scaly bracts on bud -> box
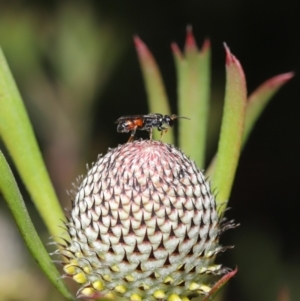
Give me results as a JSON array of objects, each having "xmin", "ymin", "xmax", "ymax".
[{"xmin": 59, "ymin": 140, "xmax": 235, "ymax": 301}]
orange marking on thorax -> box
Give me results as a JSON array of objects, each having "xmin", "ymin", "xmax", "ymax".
[{"xmin": 133, "ymin": 119, "xmax": 144, "ymax": 127}]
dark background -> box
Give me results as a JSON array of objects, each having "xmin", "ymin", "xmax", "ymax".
[{"xmin": 0, "ymin": 1, "xmax": 299, "ymax": 301}]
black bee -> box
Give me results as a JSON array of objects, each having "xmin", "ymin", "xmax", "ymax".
[{"xmin": 115, "ymin": 113, "xmax": 189, "ymax": 142}]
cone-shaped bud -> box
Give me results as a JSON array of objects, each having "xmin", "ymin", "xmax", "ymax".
[{"xmin": 59, "ymin": 140, "xmax": 234, "ymax": 300}]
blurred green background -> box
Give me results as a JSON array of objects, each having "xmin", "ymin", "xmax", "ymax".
[{"xmin": 0, "ymin": 1, "xmax": 299, "ymax": 301}]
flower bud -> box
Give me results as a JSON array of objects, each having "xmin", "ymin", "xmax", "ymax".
[{"xmin": 59, "ymin": 140, "xmax": 234, "ymax": 300}]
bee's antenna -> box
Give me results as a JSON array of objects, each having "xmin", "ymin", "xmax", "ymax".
[{"xmin": 170, "ymin": 114, "xmax": 190, "ymax": 120}]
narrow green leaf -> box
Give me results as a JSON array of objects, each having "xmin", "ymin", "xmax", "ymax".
[
  {"xmin": 134, "ymin": 36, "xmax": 173, "ymax": 143},
  {"xmin": 0, "ymin": 151, "xmax": 74, "ymax": 301},
  {"xmin": 0, "ymin": 48, "xmax": 65, "ymax": 239},
  {"xmin": 243, "ymin": 72, "xmax": 294, "ymax": 143},
  {"xmin": 206, "ymin": 72, "xmax": 294, "ymax": 178},
  {"xmin": 174, "ymin": 26, "xmax": 211, "ymax": 168},
  {"xmin": 211, "ymin": 44, "xmax": 247, "ymax": 209}
]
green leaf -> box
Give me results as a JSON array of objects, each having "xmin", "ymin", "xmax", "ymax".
[
  {"xmin": 0, "ymin": 151, "xmax": 74, "ymax": 301},
  {"xmin": 173, "ymin": 26, "xmax": 211, "ymax": 168},
  {"xmin": 134, "ymin": 36, "xmax": 173, "ymax": 143},
  {"xmin": 243, "ymin": 72, "xmax": 294, "ymax": 144},
  {"xmin": 0, "ymin": 47, "xmax": 65, "ymax": 239},
  {"xmin": 206, "ymin": 72, "xmax": 294, "ymax": 181},
  {"xmin": 210, "ymin": 44, "xmax": 247, "ymax": 209}
]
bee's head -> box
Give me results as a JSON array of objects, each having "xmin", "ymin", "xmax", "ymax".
[
  {"xmin": 163, "ymin": 114, "xmax": 190, "ymax": 127},
  {"xmin": 163, "ymin": 115, "xmax": 175, "ymax": 127}
]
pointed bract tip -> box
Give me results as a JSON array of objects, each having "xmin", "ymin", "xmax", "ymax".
[
  {"xmin": 266, "ymin": 72, "xmax": 295, "ymax": 88},
  {"xmin": 133, "ymin": 35, "xmax": 153, "ymax": 59},
  {"xmin": 133, "ymin": 35, "xmax": 145, "ymax": 48},
  {"xmin": 185, "ymin": 25, "xmax": 197, "ymax": 49},
  {"xmin": 202, "ymin": 267, "xmax": 238, "ymax": 301},
  {"xmin": 201, "ymin": 38, "xmax": 211, "ymax": 52},
  {"xmin": 224, "ymin": 43, "xmax": 243, "ymax": 70},
  {"xmin": 224, "ymin": 42, "xmax": 233, "ymax": 64},
  {"xmin": 186, "ymin": 24, "xmax": 193, "ymax": 34},
  {"xmin": 171, "ymin": 42, "xmax": 183, "ymax": 59}
]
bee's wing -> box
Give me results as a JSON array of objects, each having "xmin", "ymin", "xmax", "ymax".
[
  {"xmin": 115, "ymin": 116, "xmax": 126, "ymax": 124},
  {"xmin": 144, "ymin": 113, "xmax": 161, "ymax": 119},
  {"xmin": 115, "ymin": 115, "xmax": 145, "ymax": 124}
]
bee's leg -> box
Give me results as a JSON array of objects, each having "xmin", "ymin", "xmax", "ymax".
[
  {"xmin": 149, "ymin": 128, "xmax": 153, "ymax": 141},
  {"xmin": 128, "ymin": 127, "xmax": 137, "ymax": 142},
  {"xmin": 159, "ymin": 127, "xmax": 167, "ymax": 140}
]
